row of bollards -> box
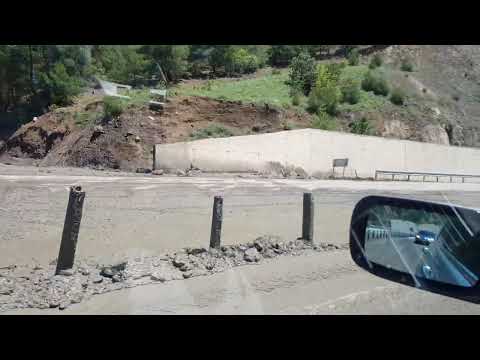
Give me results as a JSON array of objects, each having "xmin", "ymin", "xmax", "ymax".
[
  {"xmin": 366, "ymin": 228, "xmax": 389, "ymax": 240},
  {"xmin": 55, "ymin": 186, "xmax": 316, "ymax": 274}
]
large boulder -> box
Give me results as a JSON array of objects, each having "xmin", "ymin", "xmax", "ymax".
[{"xmin": 244, "ymin": 248, "xmax": 261, "ymax": 262}]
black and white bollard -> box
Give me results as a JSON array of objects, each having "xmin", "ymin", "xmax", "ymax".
[
  {"xmin": 55, "ymin": 186, "xmax": 85, "ymax": 275},
  {"xmin": 209, "ymin": 196, "xmax": 223, "ymax": 250}
]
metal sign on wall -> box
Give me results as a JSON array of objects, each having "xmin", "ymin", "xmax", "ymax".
[{"xmin": 333, "ymin": 158, "xmax": 349, "ymax": 168}]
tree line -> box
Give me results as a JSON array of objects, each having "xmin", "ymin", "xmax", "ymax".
[{"xmin": 0, "ymin": 45, "xmax": 357, "ymax": 128}]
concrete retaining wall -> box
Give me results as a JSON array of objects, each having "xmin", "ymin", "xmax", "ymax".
[{"xmin": 154, "ymin": 129, "xmax": 480, "ymax": 178}]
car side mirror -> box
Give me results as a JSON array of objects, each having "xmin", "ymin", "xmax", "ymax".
[{"xmin": 349, "ymin": 195, "xmax": 480, "ymax": 303}]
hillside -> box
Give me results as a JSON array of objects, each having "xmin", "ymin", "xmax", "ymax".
[
  {"xmin": 173, "ymin": 45, "xmax": 480, "ymax": 147},
  {"xmin": 0, "ymin": 94, "xmax": 312, "ymax": 171},
  {"xmin": 381, "ymin": 45, "xmax": 480, "ymax": 146},
  {"xmin": 2, "ymin": 45, "xmax": 480, "ymax": 172}
]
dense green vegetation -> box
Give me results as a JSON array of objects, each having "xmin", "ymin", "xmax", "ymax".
[
  {"xmin": 175, "ymin": 51, "xmax": 409, "ymax": 136},
  {"xmin": 0, "ymin": 45, "xmax": 353, "ymax": 117},
  {"xmin": 347, "ymin": 48, "xmax": 360, "ymax": 66},
  {"xmin": 286, "ymin": 52, "xmax": 317, "ymax": 96},
  {"xmin": 361, "ymin": 70, "xmax": 390, "ymax": 96},
  {"xmin": 1, "ymin": 45, "xmax": 413, "ymax": 138},
  {"xmin": 369, "ymin": 54, "xmax": 383, "ymax": 69}
]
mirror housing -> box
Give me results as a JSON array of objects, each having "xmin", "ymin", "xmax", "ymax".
[{"xmin": 349, "ymin": 195, "xmax": 480, "ymax": 303}]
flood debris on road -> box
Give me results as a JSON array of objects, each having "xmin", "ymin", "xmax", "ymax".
[{"xmin": 0, "ymin": 235, "xmax": 348, "ymax": 313}]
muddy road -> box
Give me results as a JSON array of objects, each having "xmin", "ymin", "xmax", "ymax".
[
  {"xmin": 2, "ymin": 164, "xmax": 480, "ymax": 314},
  {"xmin": 7, "ymin": 249, "xmax": 480, "ymax": 315},
  {"xmin": 1, "ymin": 164, "xmax": 480, "ymax": 268}
]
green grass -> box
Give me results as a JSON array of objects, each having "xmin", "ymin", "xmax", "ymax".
[
  {"xmin": 174, "ymin": 70, "xmax": 294, "ymax": 108},
  {"xmin": 340, "ymin": 65, "xmax": 370, "ymax": 84},
  {"xmin": 72, "ymin": 90, "xmax": 153, "ymax": 127},
  {"xmin": 123, "ymin": 89, "xmax": 152, "ymax": 107},
  {"xmin": 73, "ymin": 111, "xmax": 103, "ymax": 128},
  {"xmin": 172, "ymin": 63, "xmax": 418, "ymax": 131}
]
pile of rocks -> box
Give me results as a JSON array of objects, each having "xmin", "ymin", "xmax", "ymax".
[
  {"xmin": 262, "ymin": 162, "xmax": 311, "ymax": 179},
  {"xmin": 0, "ymin": 236, "xmax": 347, "ymax": 312},
  {"xmin": 151, "ymin": 168, "xmax": 202, "ymax": 177}
]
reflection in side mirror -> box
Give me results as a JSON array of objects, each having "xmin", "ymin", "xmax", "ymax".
[
  {"xmin": 414, "ymin": 230, "xmax": 436, "ymax": 246},
  {"xmin": 349, "ymin": 196, "xmax": 480, "ymax": 302}
]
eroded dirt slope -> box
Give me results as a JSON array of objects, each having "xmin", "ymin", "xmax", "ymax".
[{"xmin": 1, "ymin": 95, "xmax": 313, "ymax": 171}]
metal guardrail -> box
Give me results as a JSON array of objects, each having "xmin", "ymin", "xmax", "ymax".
[
  {"xmin": 375, "ymin": 170, "xmax": 480, "ymax": 183},
  {"xmin": 366, "ymin": 226, "xmax": 389, "ymax": 240}
]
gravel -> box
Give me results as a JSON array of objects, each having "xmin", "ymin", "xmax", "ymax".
[
  {"xmin": 58, "ymin": 269, "xmax": 75, "ymax": 277},
  {"xmin": 0, "ymin": 236, "xmax": 348, "ymax": 313},
  {"xmin": 244, "ymin": 248, "xmax": 261, "ymax": 262}
]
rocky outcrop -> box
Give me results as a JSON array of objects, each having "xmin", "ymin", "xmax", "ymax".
[
  {"xmin": 380, "ymin": 119, "xmax": 411, "ymax": 139},
  {"xmin": 420, "ymin": 124, "xmax": 450, "ymax": 145}
]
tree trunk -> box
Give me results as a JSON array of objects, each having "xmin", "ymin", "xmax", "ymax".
[{"xmin": 28, "ymin": 45, "xmax": 35, "ymax": 94}]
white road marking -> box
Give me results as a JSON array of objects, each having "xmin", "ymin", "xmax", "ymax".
[
  {"xmin": 305, "ymin": 285, "xmax": 397, "ymax": 313},
  {"xmin": 1, "ymin": 174, "xmax": 480, "ymax": 192}
]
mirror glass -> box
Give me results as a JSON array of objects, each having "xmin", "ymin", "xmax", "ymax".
[{"xmin": 364, "ymin": 202, "xmax": 480, "ymax": 288}]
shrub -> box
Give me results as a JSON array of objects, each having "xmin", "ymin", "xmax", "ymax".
[
  {"xmin": 306, "ymin": 91, "xmax": 322, "ymax": 114},
  {"xmin": 286, "ymin": 52, "xmax": 317, "ymax": 96},
  {"xmin": 103, "ymin": 96, "xmax": 127, "ymax": 118},
  {"xmin": 229, "ymin": 48, "xmax": 259, "ymax": 74},
  {"xmin": 390, "ymin": 88, "xmax": 406, "ymax": 105},
  {"xmin": 40, "ymin": 63, "xmax": 83, "ymax": 106},
  {"xmin": 139, "ymin": 45, "xmax": 190, "ymax": 82},
  {"xmin": 93, "ymin": 45, "xmax": 150, "ymax": 85},
  {"xmin": 361, "ymin": 71, "xmax": 376, "ymax": 92},
  {"xmin": 369, "ymin": 54, "xmax": 383, "ymax": 69},
  {"xmin": 347, "ymin": 48, "xmax": 360, "ymax": 66},
  {"xmin": 307, "ymin": 85, "xmax": 341, "ymax": 115},
  {"xmin": 306, "ymin": 63, "xmax": 343, "ymax": 115},
  {"xmin": 207, "ymin": 46, "xmax": 259, "ymax": 76},
  {"xmin": 326, "ymin": 61, "xmax": 347, "ymax": 82},
  {"xmin": 400, "ymin": 59, "xmax": 414, "ymax": 72},
  {"xmin": 311, "ymin": 111, "xmax": 337, "ymax": 130},
  {"xmin": 291, "ymin": 91, "xmax": 302, "ymax": 106},
  {"xmin": 349, "ymin": 117, "xmax": 373, "ymax": 135},
  {"xmin": 190, "ymin": 124, "xmax": 234, "ymax": 140},
  {"xmin": 361, "ymin": 71, "xmax": 389, "ymax": 96},
  {"xmin": 341, "ymin": 81, "xmax": 360, "ymax": 105},
  {"xmin": 267, "ymin": 45, "xmax": 307, "ymax": 67}
]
